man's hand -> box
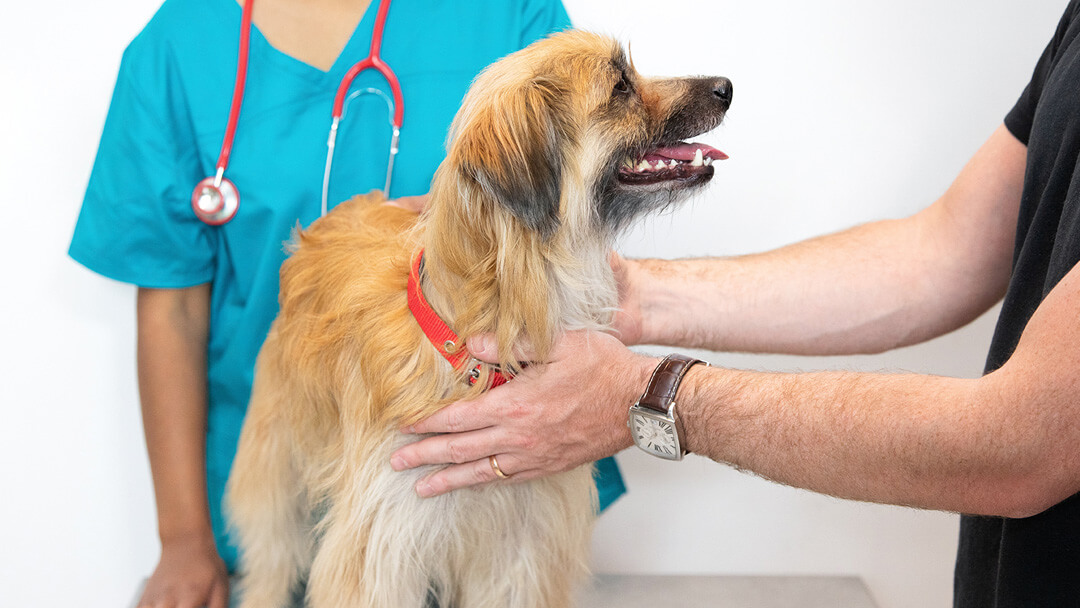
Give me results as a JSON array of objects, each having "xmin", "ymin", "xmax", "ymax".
[
  {"xmin": 609, "ymin": 252, "xmax": 645, "ymax": 346},
  {"xmin": 135, "ymin": 534, "xmax": 229, "ymax": 608},
  {"xmin": 389, "ymin": 330, "xmax": 656, "ymax": 497}
]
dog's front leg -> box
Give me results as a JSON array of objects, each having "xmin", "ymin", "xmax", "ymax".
[
  {"xmin": 305, "ymin": 436, "xmax": 448, "ymax": 608},
  {"xmin": 228, "ymin": 341, "xmax": 315, "ymax": 608}
]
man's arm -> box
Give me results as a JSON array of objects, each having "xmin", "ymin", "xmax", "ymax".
[
  {"xmin": 617, "ymin": 124, "xmax": 1025, "ymax": 354},
  {"xmin": 397, "ymin": 255, "xmax": 1080, "ymax": 516},
  {"xmin": 390, "ymin": 125, "xmax": 1050, "ymax": 509},
  {"xmin": 135, "ymin": 285, "xmax": 228, "ymax": 608},
  {"xmin": 677, "ymin": 252, "xmax": 1080, "ymax": 517}
]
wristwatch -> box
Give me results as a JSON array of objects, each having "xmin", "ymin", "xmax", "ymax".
[{"xmin": 628, "ymin": 354, "xmax": 708, "ymax": 461}]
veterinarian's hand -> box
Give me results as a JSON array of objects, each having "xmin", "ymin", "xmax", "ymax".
[
  {"xmin": 390, "ymin": 330, "xmax": 657, "ymax": 496},
  {"xmin": 136, "ymin": 534, "xmax": 229, "ymax": 608},
  {"xmin": 382, "ymin": 194, "xmax": 429, "ymax": 214}
]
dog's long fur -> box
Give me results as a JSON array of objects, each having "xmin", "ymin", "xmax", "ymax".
[{"xmin": 227, "ymin": 31, "xmax": 730, "ymax": 607}]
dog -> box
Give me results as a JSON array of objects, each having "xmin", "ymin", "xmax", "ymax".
[{"xmin": 226, "ymin": 30, "xmax": 731, "ymax": 608}]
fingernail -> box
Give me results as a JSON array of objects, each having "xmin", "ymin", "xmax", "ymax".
[
  {"xmin": 390, "ymin": 455, "xmax": 407, "ymax": 471},
  {"xmin": 467, "ymin": 334, "xmax": 493, "ymax": 357},
  {"xmin": 400, "ymin": 425, "xmax": 415, "ymax": 434},
  {"xmin": 416, "ymin": 480, "xmax": 435, "ymax": 498}
]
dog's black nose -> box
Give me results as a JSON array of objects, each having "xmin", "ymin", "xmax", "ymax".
[{"xmin": 713, "ymin": 78, "xmax": 733, "ymax": 105}]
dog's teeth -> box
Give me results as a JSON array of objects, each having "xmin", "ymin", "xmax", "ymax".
[
  {"xmin": 622, "ymin": 158, "xmax": 634, "ymax": 169},
  {"xmin": 691, "ymin": 149, "xmax": 704, "ymax": 167},
  {"xmin": 636, "ymin": 160, "xmax": 651, "ymax": 171},
  {"xmin": 668, "ymin": 159, "xmax": 678, "ymax": 168},
  {"xmin": 654, "ymin": 160, "xmax": 667, "ymax": 170},
  {"xmin": 703, "ymin": 157, "xmax": 713, "ymax": 167}
]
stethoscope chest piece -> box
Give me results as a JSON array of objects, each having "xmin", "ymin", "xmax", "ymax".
[{"xmin": 192, "ymin": 176, "xmax": 240, "ymax": 225}]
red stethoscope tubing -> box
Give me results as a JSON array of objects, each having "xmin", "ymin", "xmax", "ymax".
[
  {"xmin": 215, "ymin": 0, "xmax": 254, "ymax": 176},
  {"xmin": 193, "ymin": 0, "xmax": 401, "ymax": 225},
  {"xmin": 332, "ymin": 0, "xmax": 403, "ymax": 127},
  {"xmin": 189, "ymin": 0, "xmax": 255, "ymax": 225}
]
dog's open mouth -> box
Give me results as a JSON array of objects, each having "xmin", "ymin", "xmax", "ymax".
[{"xmin": 617, "ymin": 142, "xmax": 728, "ymax": 186}]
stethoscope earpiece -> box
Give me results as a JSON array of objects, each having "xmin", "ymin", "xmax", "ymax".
[{"xmin": 192, "ymin": 176, "xmax": 240, "ymax": 225}]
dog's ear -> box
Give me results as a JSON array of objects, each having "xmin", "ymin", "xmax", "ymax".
[{"xmin": 452, "ymin": 77, "xmax": 571, "ymax": 238}]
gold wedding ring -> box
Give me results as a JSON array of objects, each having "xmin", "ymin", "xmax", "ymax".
[{"xmin": 489, "ymin": 455, "xmax": 511, "ymax": 479}]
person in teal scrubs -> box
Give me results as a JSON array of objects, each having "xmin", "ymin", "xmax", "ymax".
[{"xmin": 70, "ymin": 0, "xmax": 624, "ymax": 605}]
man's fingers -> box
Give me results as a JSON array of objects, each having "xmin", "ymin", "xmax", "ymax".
[
  {"xmin": 466, "ymin": 333, "xmax": 544, "ymax": 364},
  {"xmin": 465, "ymin": 334, "xmax": 499, "ymax": 363},
  {"xmin": 391, "ymin": 428, "xmax": 500, "ymax": 471},
  {"xmin": 414, "ymin": 460, "xmax": 498, "ymax": 497},
  {"xmin": 467, "ymin": 330, "xmax": 599, "ymax": 366},
  {"xmin": 414, "ymin": 455, "xmax": 538, "ymax": 497},
  {"xmin": 402, "ymin": 395, "xmax": 493, "ymax": 435}
]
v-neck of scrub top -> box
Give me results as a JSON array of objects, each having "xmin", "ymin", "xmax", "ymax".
[{"xmin": 223, "ymin": 0, "xmax": 380, "ymax": 85}]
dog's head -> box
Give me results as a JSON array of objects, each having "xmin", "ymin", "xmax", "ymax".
[
  {"xmin": 442, "ymin": 30, "xmax": 731, "ymax": 239},
  {"xmin": 422, "ymin": 31, "xmax": 730, "ymax": 375}
]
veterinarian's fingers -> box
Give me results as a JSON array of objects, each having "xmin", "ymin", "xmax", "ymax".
[
  {"xmin": 208, "ymin": 578, "xmax": 229, "ymax": 608},
  {"xmin": 382, "ymin": 194, "xmax": 429, "ymax": 213}
]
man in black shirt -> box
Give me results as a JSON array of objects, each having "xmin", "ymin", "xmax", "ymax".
[{"xmin": 391, "ymin": 2, "xmax": 1080, "ymax": 605}]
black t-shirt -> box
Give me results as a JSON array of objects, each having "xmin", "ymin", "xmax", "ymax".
[{"xmin": 955, "ymin": 1, "xmax": 1080, "ymax": 605}]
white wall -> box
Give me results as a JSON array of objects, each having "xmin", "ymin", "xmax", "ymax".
[{"xmin": 0, "ymin": 1, "xmax": 1066, "ymax": 607}]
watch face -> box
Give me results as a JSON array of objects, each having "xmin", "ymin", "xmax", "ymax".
[{"xmin": 630, "ymin": 411, "xmax": 681, "ymax": 460}]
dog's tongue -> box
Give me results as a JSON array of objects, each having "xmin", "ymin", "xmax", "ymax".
[{"xmin": 647, "ymin": 143, "xmax": 728, "ymax": 162}]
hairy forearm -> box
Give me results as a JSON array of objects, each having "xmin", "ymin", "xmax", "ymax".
[
  {"xmin": 636, "ymin": 212, "xmax": 1080, "ymax": 519},
  {"xmin": 136, "ymin": 285, "xmax": 213, "ymax": 541},
  {"xmin": 632, "ymin": 216, "xmax": 999, "ymax": 355},
  {"xmin": 676, "ymin": 345, "xmax": 1078, "ymax": 518},
  {"xmin": 681, "ymin": 366, "xmax": 981, "ymax": 511},
  {"xmin": 630, "ymin": 220, "xmax": 934, "ymax": 354},
  {"xmin": 627, "ymin": 125, "xmax": 1024, "ymax": 355}
]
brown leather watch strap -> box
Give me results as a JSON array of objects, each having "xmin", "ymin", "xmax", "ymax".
[{"xmin": 637, "ymin": 353, "xmax": 706, "ymax": 415}]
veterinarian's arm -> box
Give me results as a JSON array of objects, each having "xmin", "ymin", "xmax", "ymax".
[
  {"xmin": 135, "ymin": 285, "xmax": 228, "ymax": 608},
  {"xmin": 615, "ymin": 124, "xmax": 1025, "ymax": 354}
]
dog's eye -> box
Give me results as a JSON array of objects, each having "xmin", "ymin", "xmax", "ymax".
[{"xmin": 613, "ymin": 72, "xmax": 632, "ymax": 97}]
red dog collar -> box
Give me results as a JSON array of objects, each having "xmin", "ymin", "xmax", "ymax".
[{"xmin": 407, "ymin": 250, "xmax": 508, "ymax": 388}]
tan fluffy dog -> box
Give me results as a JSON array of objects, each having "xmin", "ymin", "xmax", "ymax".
[{"xmin": 226, "ymin": 30, "xmax": 731, "ymax": 608}]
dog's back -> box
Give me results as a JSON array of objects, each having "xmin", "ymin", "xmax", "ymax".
[{"xmin": 228, "ymin": 193, "xmax": 595, "ymax": 608}]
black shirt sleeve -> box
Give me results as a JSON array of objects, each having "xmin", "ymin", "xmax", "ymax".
[{"xmin": 1005, "ymin": 1, "xmax": 1080, "ymax": 144}]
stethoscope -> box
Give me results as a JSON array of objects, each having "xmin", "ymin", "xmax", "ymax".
[{"xmin": 191, "ymin": 0, "xmax": 403, "ymax": 225}]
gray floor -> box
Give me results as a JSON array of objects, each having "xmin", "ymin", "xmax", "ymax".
[
  {"xmin": 576, "ymin": 574, "xmax": 879, "ymax": 608},
  {"xmin": 134, "ymin": 574, "xmax": 879, "ymax": 607}
]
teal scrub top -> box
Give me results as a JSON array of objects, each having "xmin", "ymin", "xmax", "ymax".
[{"xmin": 70, "ymin": 0, "xmax": 624, "ymax": 571}]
